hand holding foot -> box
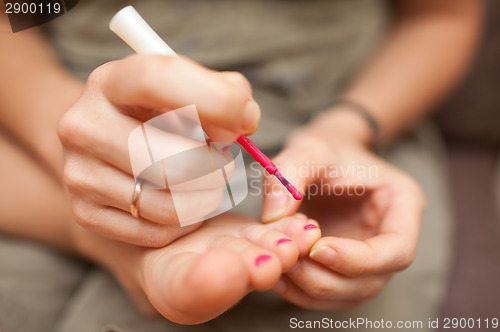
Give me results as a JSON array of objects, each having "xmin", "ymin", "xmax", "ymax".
[{"xmin": 73, "ymin": 213, "xmax": 321, "ymax": 324}]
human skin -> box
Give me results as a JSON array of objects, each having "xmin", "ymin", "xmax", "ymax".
[
  {"xmin": 0, "ymin": 131, "xmax": 322, "ymax": 324},
  {"xmin": 57, "ymin": 54, "xmax": 262, "ymax": 246},
  {"xmin": 0, "ymin": 0, "xmax": 483, "ymax": 315},
  {"xmin": 261, "ymin": 0, "xmax": 483, "ymax": 310}
]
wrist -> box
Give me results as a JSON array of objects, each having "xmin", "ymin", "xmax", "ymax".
[{"xmin": 304, "ymin": 104, "xmax": 377, "ymax": 148}]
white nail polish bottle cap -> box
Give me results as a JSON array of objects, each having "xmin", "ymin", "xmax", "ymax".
[{"xmin": 109, "ymin": 6, "xmax": 177, "ymax": 57}]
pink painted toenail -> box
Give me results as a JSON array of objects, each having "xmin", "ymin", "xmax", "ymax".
[
  {"xmin": 277, "ymin": 238, "xmax": 292, "ymax": 245},
  {"xmin": 304, "ymin": 224, "xmax": 317, "ymax": 230},
  {"xmin": 255, "ymin": 254, "xmax": 272, "ymax": 266}
]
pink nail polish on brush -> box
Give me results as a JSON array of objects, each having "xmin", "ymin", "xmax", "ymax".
[{"xmin": 236, "ymin": 135, "xmax": 302, "ymax": 200}]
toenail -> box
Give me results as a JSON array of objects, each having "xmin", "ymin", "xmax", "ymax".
[
  {"xmin": 255, "ymin": 254, "xmax": 272, "ymax": 266},
  {"xmin": 277, "ymin": 238, "xmax": 292, "ymax": 245},
  {"xmin": 304, "ymin": 224, "xmax": 317, "ymax": 230}
]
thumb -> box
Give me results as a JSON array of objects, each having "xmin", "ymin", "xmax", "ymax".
[{"xmin": 261, "ymin": 145, "xmax": 314, "ymax": 223}]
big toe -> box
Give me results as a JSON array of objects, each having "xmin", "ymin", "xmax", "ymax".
[{"xmin": 143, "ymin": 249, "xmax": 248, "ymax": 324}]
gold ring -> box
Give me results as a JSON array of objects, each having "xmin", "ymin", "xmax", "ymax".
[{"xmin": 130, "ymin": 181, "xmax": 143, "ymax": 218}]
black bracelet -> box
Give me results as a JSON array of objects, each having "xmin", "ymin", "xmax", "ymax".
[{"xmin": 331, "ymin": 99, "xmax": 381, "ymax": 146}]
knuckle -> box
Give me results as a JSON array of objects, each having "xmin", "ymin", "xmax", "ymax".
[
  {"xmin": 304, "ymin": 281, "xmax": 332, "ymax": 298},
  {"xmin": 240, "ymin": 224, "xmax": 260, "ymax": 235},
  {"xmin": 62, "ymin": 160, "xmax": 82, "ymax": 193},
  {"xmin": 87, "ymin": 60, "xmax": 115, "ymax": 86},
  {"xmin": 134, "ymin": 58, "xmax": 163, "ymax": 98},
  {"xmin": 349, "ymin": 260, "xmax": 371, "ymax": 277},
  {"xmin": 144, "ymin": 226, "xmax": 171, "ymax": 248},
  {"xmin": 395, "ymin": 245, "xmax": 416, "ymax": 271},
  {"xmin": 71, "ymin": 200, "xmax": 95, "ymax": 230},
  {"xmin": 222, "ymin": 71, "xmax": 252, "ymax": 95},
  {"xmin": 216, "ymin": 74, "xmax": 252, "ymax": 118},
  {"xmin": 57, "ymin": 103, "xmax": 96, "ymax": 150},
  {"xmin": 62, "ymin": 158, "xmax": 90, "ymax": 195},
  {"xmin": 362, "ymin": 280, "xmax": 386, "ymax": 300},
  {"xmin": 86, "ymin": 67, "xmax": 103, "ymax": 87},
  {"xmin": 85, "ymin": 62, "xmax": 115, "ymax": 95},
  {"xmin": 131, "ymin": 55, "xmax": 177, "ymax": 101},
  {"xmin": 57, "ymin": 111, "xmax": 80, "ymax": 147},
  {"xmin": 240, "ymin": 224, "xmax": 271, "ymax": 241}
]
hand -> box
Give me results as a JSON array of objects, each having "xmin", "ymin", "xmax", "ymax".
[
  {"xmin": 262, "ymin": 111, "xmax": 425, "ymax": 309},
  {"xmin": 58, "ymin": 54, "xmax": 261, "ymax": 247}
]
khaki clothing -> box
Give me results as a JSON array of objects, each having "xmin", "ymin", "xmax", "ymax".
[{"xmin": 1, "ymin": 1, "xmax": 455, "ymax": 331}]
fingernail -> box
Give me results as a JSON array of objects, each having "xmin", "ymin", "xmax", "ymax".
[
  {"xmin": 277, "ymin": 238, "xmax": 292, "ymax": 245},
  {"xmin": 262, "ymin": 207, "xmax": 286, "ymax": 223},
  {"xmin": 213, "ymin": 142, "xmax": 235, "ymax": 154},
  {"xmin": 243, "ymin": 100, "xmax": 260, "ymax": 132},
  {"xmin": 304, "ymin": 224, "xmax": 317, "ymax": 230},
  {"xmin": 273, "ymin": 278, "xmax": 287, "ymax": 294},
  {"xmin": 309, "ymin": 246, "xmax": 337, "ymax": 265},
  {"xmin": 255, "ymin": 254, "xmax": 272, "ymax": 266},
  {"xmin": 262, "ymin": 194, "xmax": 288, "ymax": 223},
  {"xmin": 221, "ymin": 144, "xmax": 233, "ymax": 153}
]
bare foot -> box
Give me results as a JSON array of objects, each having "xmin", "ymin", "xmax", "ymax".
[{"xmin": 75, "ymin": 213, "xmax": 321, "ymax": 324}]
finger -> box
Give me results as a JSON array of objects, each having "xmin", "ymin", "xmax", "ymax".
[
  {"xmin": 96, "ymin": 55, "xmax": 261, "ymax": 142},
  {"xmin": 66, "ymin": 159, "xmax": 227, "ymax": 226},
  {"xmin": 60, "ymin": 105, "xmax": 232, "ymax": 188},
  {"xmin": 309, "ymin": 182, "xmax": 424, "ymax": 277},
  {"xmin": 285, "ymin": 258, "xmax": 392, "ymax": 301},
  {"xmin": 272, "ymin": 275, "xmax": 362, "ymax": 311},
  {"xmin": 261, "ymin": 137, "xmax": 331, "ymax": 223},
  {"xmin": 70, "ymin": 200, "xmax": 200, "ymax": 247}
]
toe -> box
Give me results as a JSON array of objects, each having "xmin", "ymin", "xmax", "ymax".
[
  {"xmin": 143, "ymin": 250, "xmax": 248, "ymax": 324},
  {"xmin": 240, "ymin": 224, "xmax": 299, "ymax": 272},
  {"xmin": 209, "ymin": 235, "xmax": 282, "ymax": 290},
  {"xmin": 266, "ymin": 215, "xmax": 322, "ymax": 256}
]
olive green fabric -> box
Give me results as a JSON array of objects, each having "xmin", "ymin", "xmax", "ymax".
[
  {"xmin": 47, "ymin": 0, "xmax": 389, "ymax": 151},
  {"xmin": 0, "ymin": 1, "xmax": 454, "ymax": 331}
]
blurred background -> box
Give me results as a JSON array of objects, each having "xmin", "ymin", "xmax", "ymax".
[
  {"xmin": 434, "ymin": 0, "xmax": 500, "ymax": 323},
  {"xmin": 0, "ymin": 0, "xmax": 498, "ymax": 331}
]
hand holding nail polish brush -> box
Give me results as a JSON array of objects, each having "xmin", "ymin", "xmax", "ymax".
[{"xmin": 110, "ymin": 6, "xmax": 302, "ymax": 200}]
